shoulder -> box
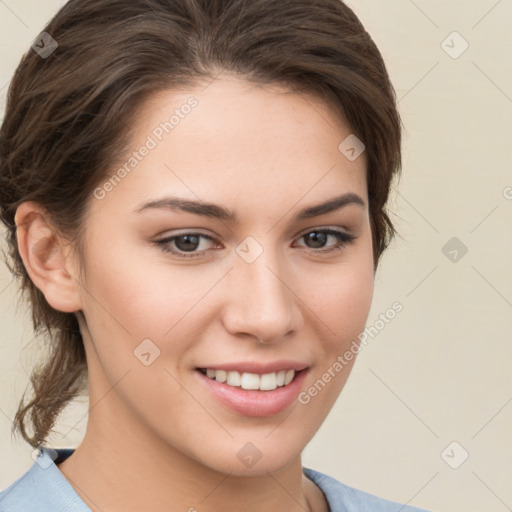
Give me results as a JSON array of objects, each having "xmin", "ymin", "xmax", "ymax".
[
  {"xmin": 0, "ymin": 447, "xmax": 89, "ymax": 512},
  {"xmin": 303, "ymin": 467, "xmax": 431, "ymax": 512}
]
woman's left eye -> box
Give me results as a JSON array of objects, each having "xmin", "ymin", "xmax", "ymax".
[
  {"xmin": 154, "ymin": 228, "xmax": 356, "ymax": 259},
  {"xmin": 293, "ymin": 229, "xmax": 356, "ymax": 253}
]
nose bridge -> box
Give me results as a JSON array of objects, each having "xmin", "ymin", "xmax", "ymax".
[{"xmin": 223, "ymin": 243, "xmax": 301, "ymax": 342}]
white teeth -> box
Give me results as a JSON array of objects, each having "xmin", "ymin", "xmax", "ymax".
[
  {"xmin": 284, "ymin": 370, "xmax": 294, "ymax": 385},
  {"xmin": 202, "ymin": 369, "xmax": 298, "ymax": 390},
  {"xmin": 215, "ymin": 370, "xmax": 227, "ymax": 383},
  {"xmin": 227, "ymin": 371, "xmax": 241, "ymax": 386},
  {"xmin": 240, "ymin": 372, "xmax": 260, "ymax": 390},
  {"xmin": 259, "ymin": 373, "xmax": 277, "ymax": 391}
]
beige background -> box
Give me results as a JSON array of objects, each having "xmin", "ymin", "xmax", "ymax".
[{"xmin": 1, "ymin": 1, "xmax": 511, "ymax": 511}]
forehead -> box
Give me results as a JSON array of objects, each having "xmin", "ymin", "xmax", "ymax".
[
  {"xmin": 92, "ymin": 75, "xmax": 368, "ymax": 218},
  {"xmin": 137, "ymin": 75, "xmax": 355, "ymax": 147}
]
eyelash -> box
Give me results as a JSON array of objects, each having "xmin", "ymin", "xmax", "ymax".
[{"xmin": 154, "ymin": 229, "xmax": 356, "ymax": 259}]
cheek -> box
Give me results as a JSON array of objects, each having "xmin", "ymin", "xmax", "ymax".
[
  {"xmin": 307, "ymin": 246, "xmax": 374, "ymax": 347},
  {"xmin": 81, "ymin": 237, "xmax": 179, "ymax": 334},
  {"xmin": 299, "ymin": 261, "xmax": 373, "ymax": 415},
  {"xmin": 78, "ymin": 240, "xmax": 226, "ymax": 375},
  {"xmin": 78, "ymin": 250, "xmax": 199, "ymax": 412},
  {"xmin": 297, "ymin": 246, "xmax": 373, "ymax": 416}
]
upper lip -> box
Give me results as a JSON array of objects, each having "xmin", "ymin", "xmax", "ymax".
[{"xmin": 196, "ymin": 360, "xmax": 309, "ymax": 374}]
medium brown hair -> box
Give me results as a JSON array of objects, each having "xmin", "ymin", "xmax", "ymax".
[{"xmin": 0, "ymin": 0, "xmax": 402, "ymax": 448}]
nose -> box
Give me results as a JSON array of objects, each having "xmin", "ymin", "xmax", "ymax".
[{"xmin": 222, "ymin": 249, "xmax": 303, "ymax": 344}]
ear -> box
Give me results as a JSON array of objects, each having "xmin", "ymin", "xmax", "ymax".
[{"xmin": 14, "ymin": 201, "xmax": 83, "ymax": 313}]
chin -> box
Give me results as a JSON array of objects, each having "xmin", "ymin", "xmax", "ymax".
[
  {"xmin": 211, "ymin": 455, "xmax": 301, "ymax": 478},
  {"xmin": 189, "ymin": 437, "xmax": 305, "ymax": 478}
]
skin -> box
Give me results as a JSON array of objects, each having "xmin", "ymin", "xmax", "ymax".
[{"xmin": 15, "ymin": 75, "xmax": 374, "ymax": 512}]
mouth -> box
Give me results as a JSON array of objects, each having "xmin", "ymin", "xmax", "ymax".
[
  {"xmin": 195, "ymin": 365, "xmax": 309, "ymax": 416},
  {"xmin": 197, "ymin": 368, "xmax": 302, "ymax": 391}
]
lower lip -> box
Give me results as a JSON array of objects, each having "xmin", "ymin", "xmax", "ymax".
[{"xmin": 196, "ymin": 369, "xmax": 309, "ymax": 417}]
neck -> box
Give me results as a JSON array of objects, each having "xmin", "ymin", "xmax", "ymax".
[{"xmin": 57, "ymin": 383, "xmax": 322, "ymax": 512}]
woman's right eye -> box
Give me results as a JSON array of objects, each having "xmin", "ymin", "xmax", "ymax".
[{"xmin": 154, "ymin": 233, "xmax": 218, "ymax": 259}]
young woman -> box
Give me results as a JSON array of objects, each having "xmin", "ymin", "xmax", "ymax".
[{"xmin": 0, "ymin": 1, "xmax": 430, "ymax": 510}]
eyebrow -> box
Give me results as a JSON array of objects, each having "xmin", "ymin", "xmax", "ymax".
[{"xmin": 134, "ymin": 192, "xmax": 365, "ymax": 222}]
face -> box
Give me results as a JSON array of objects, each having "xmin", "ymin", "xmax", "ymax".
[{"xmin": 73, "ymin": 75, "xmax": 374, "ymax": 476}]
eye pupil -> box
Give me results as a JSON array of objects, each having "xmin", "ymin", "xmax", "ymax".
[
  {"xmin": 175, "ymin": 234, "xmax": 200, "ymax": 252},
  {"xmin": 305, "ymin": 232, "xmax": 327, "ymax": 248}
]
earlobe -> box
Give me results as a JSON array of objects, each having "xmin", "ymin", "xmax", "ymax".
[{"xmin": 14, "ymin": 201, "xmax": 83, "ymax": 313}]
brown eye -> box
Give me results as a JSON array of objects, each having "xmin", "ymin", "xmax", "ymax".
[
  {"xmin": 303, "ymin": 231, "xmax": 328, "ymax": 249},
  {"xmin": 174, "ymin": 234, "xmax": 201, "ymax": 252},
  {"xmin": 297, "ymin": 229, "xmax": 356, "ymax": 252},
  {"xmin": 155, "ymin": 233, "xmax": 218, "ymax": 258}
]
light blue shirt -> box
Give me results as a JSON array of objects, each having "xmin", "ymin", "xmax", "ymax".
[{"xmin": 0, "ymin": 447, "xmax": 430, "ymax": 511}]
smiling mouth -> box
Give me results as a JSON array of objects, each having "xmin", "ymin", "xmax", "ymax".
[{"xmin": 197, "ymin": 368, "xmax": 303, "ymax": 391}]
